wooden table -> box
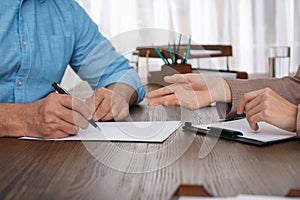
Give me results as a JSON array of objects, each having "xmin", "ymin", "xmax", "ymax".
[{"xmin": 1, "ymin": 97, "xmax": 300, "ymax": 200}]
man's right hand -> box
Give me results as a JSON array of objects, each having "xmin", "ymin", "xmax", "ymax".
[{"xmin": 22, "ymin": 93, "xmax": 92, "ymax": 138}]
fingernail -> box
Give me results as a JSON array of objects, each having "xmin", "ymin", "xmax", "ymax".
[{"xmin": 237, "ymin": 110, "xmax": 244, "ymax": 115}]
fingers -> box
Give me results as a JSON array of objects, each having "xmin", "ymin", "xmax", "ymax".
[
  {"xmin": 55, "ymin": 120, "xmax": 79, "ymax": 136},
  {"xmin": 237, "ymin": 89, "xmax": 265, "ymax": 114},
  {"xmin": 42, "ymin": 130, "xmax": 69, "ymax": 139},
  {"xmin": 246, "ymin": 116, "xmax": 260, "ymax": 131},
  {"xmin": 57, "ymin": 94, "xmax": 92, "ymax": 120},
  {"xmin": 97, "ymin": 102, "xmax": 129, "ymax": 121},
  {"xmin": 148, "ymin": 94, "xmax": 179, "ymax": 107},
  {"xmin": 238, "ymin": 88, "xmax": 275, "ymax": 131},
  {"xmin": 92, "ymin": 98, "xmax": 110, "ymax": 120},
  {"xmin": 40, "ymin": 113, "xmax": 80, "ymax": 138},
  {"xmin": 86, "ymin": 88, "xmax": 130, "ymax": 121},
  {"xmin": 244, "ymin": 98, "xmax": 262, "ymax": 117},
  {"xmin": 147, "ymin": 83, "xmax": 208, "ymax": 109},
  {"xmin": 164, "ymin": 74, "xmax": 188, "ymax": 84},
  {"xmin": 55, "ymin": 106, "xmax": 90, "ymax": 129},
  {"xmin": 97, "ymin": 103, "xmax": 112, "ymax": 121},
  {"xmin": 41, "ymin": 94, "xmax": 90, "ymax": 132},
  {"xmin": 146, "ymin": 74, "xmax": 193, "ymax": 99},
  {"xmin": 85, "ymin": 89, "xmax": 106, "ymax": 120},
  {"xmin": 53, "ymin": 94, "xmax": 92, "ymax": 129},
  {"xmin": 49, "ymin": 124, "xmax": 78, "ymax": 138},
  {"xmin": 109, "ymin": 98, "xmax": 129, "ymax": 121},
  {"xmin": 246, "ymin": 108, "xmax": 269, "ymax": 131},
  {"xmin": 237, "ymin": 90, "xmax": 266, "ymax": 130},
  {"xmin": 114, "ymin": 106, "xmax": 129, "ymax": 121},
  {"xmin": 146, "ymin": 86, "xmax": 173, "ymax": 99}
]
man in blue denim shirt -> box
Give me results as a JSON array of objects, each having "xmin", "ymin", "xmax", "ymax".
[{"xmin": 0, "ymin": 0, "xmax": 145, "ymax": 138}]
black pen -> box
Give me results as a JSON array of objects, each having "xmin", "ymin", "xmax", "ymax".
[
  {"xmin": 183, "ymin": 122, "xmax": 243, "ymax": 138},
  {"xmin": 175, "ymin": 34, "xmax": 182, "ymax": 64},
  {"xmin": 52, "ymin": 82, "xmax": 99, "ymax": 129},
  {"xmin": 160, "ymin": 51, "xmax": 170, "ymax": 65}
]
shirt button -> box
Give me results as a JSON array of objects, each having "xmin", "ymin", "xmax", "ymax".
[
  {"xmin": 22, "ymin": 40, "xmax": 27, "ymax": 46},
  {"xmin": 17, "ymin": 80, "xmax": 23, "ymax": 86}
]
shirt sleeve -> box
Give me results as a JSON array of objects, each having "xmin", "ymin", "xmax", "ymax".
[
  {"xmin": 223, "ymin": 66, "xmax": 300, "ymax": 136},
  {"xmin": 67, "ymin": 1, "xmax": 145, "ymax": 103}
]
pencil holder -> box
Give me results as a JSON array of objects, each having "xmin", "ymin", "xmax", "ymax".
[{"xmin": 161, "ymin": 64, "xmax": 192, "ymax": 77}]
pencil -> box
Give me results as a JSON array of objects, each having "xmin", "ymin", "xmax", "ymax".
[
  {"xmin": 160, "ymin": 51, "xmax": 170, "ymax": 65},
  {"xmin": 173, "ymin": 40, "xmax": 176, "ymax": 64},
  {"xmin": 154, "ymin": 47, "xmax": 168, "ymax": 64},
  {"xmin": 168, "ymin": 42, "xmax": 173, "ymax": 64},
  {"xmin": 184, "ymin": 36, "xmax": 191, "ymax": 64},
  {"xmin": 176, "ymin": 34, "xmax": 182, "ymax": 64}
]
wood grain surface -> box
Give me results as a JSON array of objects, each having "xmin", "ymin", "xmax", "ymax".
[{"xmin": 0, "ymin": 90, "xmax": 300, "ymax": 200}]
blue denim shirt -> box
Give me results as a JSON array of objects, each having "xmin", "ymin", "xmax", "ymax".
[{"xmin": 0, "ymin": 0, "xmax": 145, "ymax": 104}]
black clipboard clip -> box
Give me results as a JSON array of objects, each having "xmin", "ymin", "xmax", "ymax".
[{"xmin": 183, "ymin": 122, "xmax": 243, "ymax": 139}]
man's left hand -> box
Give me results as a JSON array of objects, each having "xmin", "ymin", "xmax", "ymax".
[{"xmin": 85, "ymin": 87, "xmax": 129, "ymax": 121}]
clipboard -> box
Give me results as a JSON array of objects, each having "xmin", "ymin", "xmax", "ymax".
[
  {"xmin": 170, "ymin": 184, "xmax": 300, "ymax": 199},
  {"xmin": 182, "ymin": 121, "xmax": 298, "ymax": 147}
]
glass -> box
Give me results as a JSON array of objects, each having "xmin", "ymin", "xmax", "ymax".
[{"xmin": 268, "ymin": 46, "xmax": 290, "ymax": 78}]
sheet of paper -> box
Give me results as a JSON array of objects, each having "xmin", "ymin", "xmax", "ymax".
[
  {"xmin": 178, "ymin": 195, "xmax": 297, "ymax": 200},
  {"xmin": 20, "ymin": 121, "xmax": 181, "ymax": 142},
  {"xmin": 179, "ymin": 197, "xmax": 226, "ymax": 200},
  {"xmin": 236, "ymin": 194, "xmax": 299, "ymax": 199},
  {"xmin": 196, "ymin": 118, "xmax": 296, "ymax": 142},
  {"xmin": 179, "ymin": 197, "xmax": 227, "ymax": 200}
]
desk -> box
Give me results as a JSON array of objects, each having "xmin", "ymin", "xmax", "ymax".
[{"xmin": 1, "ymin": 85, "xmax": 300, "ymax": 200}]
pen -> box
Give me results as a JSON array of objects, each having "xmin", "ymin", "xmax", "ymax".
[
  {"xmin": 168, "ymin": 42, "xmax": 173, "ymax": 64},
  {"xmin": 52, "ymin": 82, "xmax": 99, "ymax": 129},
  {"xmin": 173, "ymin": 41, "xmax": 176, "ymax": 64},
  {"xmin": 160, "ymin": 51, "xmax": 170, "ymax": 65},
  {"xmin": 183, "ymin": 122, "xmax": 243, "ymax": 138},
  {"xmin": 183, "ymin": 36, "xmax": 191, "ymax": 64},
  {"xmin": 154, "ymin": 47, "xmax": 168, "ymax": 64},
  {"xmin": 175, "ymin": 34, "xmax": 182, "ymax": 64}
]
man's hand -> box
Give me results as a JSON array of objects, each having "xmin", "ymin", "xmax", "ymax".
[
  {"xmin": 146, "ymin": 73, "xmax": 231, "ymax": 110},
  {"xmin": 237, "ymin": 88, "xmax": 297, "ymax": 132},
  {"xmin": 0, "ymin": 83, "xmax": 137, "ymax": 138},
  {"xmin": 22, "ymin": 93, "xmax": 92, "ymax": 138},
  {"xmin": 85, "ymin": 83, "xmax": 137, "ymax": 121}
]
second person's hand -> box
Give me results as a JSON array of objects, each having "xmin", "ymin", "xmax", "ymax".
[
  {"xmin": 146, "ymin": 73, "xmax": 232, "ymax": 110},
  {"xmin": 237, "ymin": 88, "xmax": 298, "ymax": 132}
]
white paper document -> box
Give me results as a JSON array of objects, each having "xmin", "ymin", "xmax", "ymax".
[
  {"xmin": 196, "ymin": 118, "xmax": 296, "ymax": 142},
  {"xmin": 21, "ymin": 121, "xmax": 181, "ymax": 142},
  {"xmin": 179, "ymin": 194, "xmax": 300, "ymax": 200}
]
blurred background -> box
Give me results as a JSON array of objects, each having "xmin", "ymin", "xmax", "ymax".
[{"xmin": 63, "ymin": 0, "xmax": 300, "ymax": 87}]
